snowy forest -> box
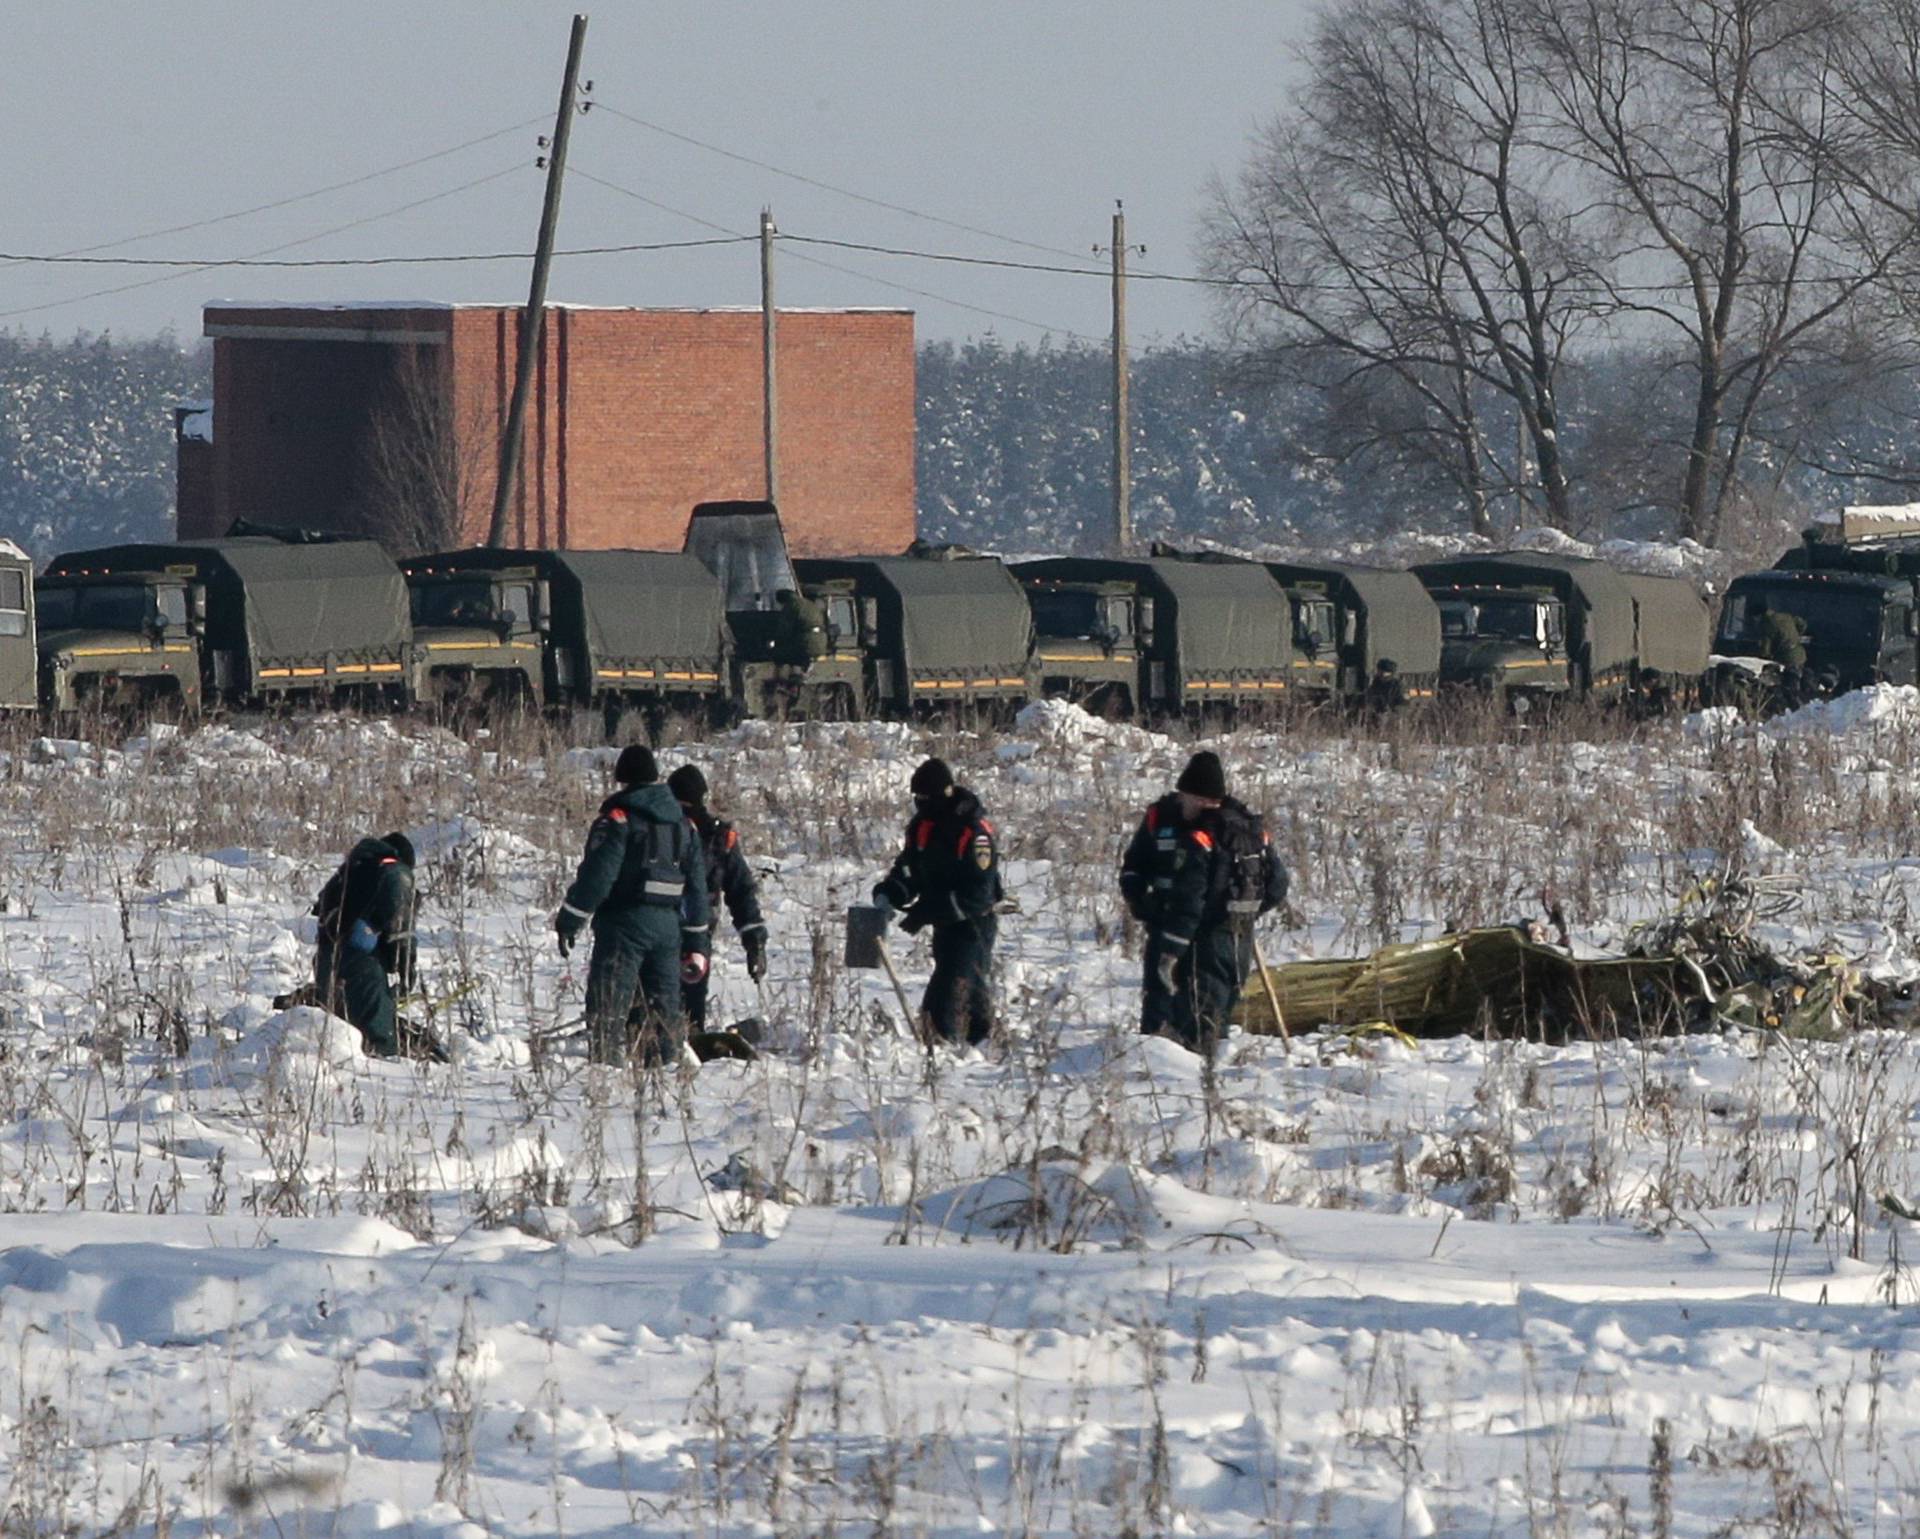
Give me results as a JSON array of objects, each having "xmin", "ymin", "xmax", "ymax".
[{"xmin": 6, "ymin": 324, "xmax": 1920, "ymax": 565}]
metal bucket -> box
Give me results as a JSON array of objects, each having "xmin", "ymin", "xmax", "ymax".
[{"xmin": 844, "ymin": 905, "xmax": 889, "ymax": 970}]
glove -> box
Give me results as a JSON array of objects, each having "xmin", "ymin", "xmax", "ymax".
[
  {"xmin": 1153, "ymin": 948, "xmax": 1181, "ymax": 995},
  {"xmin": 871, "ymin": 890, "xmax": 895, "ymax": 918},
  {"xmin": 681, "ymin": 951, "xmax": 711, "ymax": 986},
  {"xmin": 743, "ymin": 930, "xmax": 768, "ymax": 981},
  {"xmin": 898, "ymin": 908, "xmax": 928, "ymax": 936},
  {"xmin": 554, "ymin": 907, "xmax": 583, "ymax": 958}
]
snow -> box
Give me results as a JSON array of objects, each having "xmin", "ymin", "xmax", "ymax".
[{"xmin": 2, "ymin": 704, "xmax": 1919, "ymax": 1534}]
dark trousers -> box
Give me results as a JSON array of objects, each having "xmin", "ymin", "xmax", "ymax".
[
  {"xmin": 923, "ymin": 915, "xmax": 996, "ymax": 1045},
  {"xmin": 683, "ymin": 971, "xmax": 712, "ymax": 1032},
  {"xmin": 1144, "ymin": 926, "xmax": 1250, "ymax": 1053},
  {"xmin": 584, "ymin": 908, "xmax": 684, "ymax": 1066},
  {"xmin": 315, "ymin": 942, "xmax": 398, "ymax": 1056}
]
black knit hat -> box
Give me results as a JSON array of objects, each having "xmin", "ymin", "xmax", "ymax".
[
  {"xmin": 667, "ymin": 764, "xmax": 708, "ymax": 806},
  {"xmin": 1175, "ymin": 750, "xmax": 1227, "ymax": 800},
  {"xmin": 614, "ymin": 744, "xmax": 659, "ymax": 786},
  {"xmin": 382, "ymin": 830, "xmax": 416, "ymax": 868},
  {"xmin": 910, "ymin": 757, "xmax": 955, "ymax": 797}
]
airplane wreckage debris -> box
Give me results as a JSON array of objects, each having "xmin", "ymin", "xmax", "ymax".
[{"xmin": 1235, "ymin": 874, "xmax": 1914, "ymax": 1043}]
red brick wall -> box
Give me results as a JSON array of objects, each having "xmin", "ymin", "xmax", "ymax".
[
  {"xmin": 447, "ymin": 307, "xmax": 915, "ymax": 554},
  {"xmin": 173, "ymin": 411, "xmax": 217, "ymax": 540}
]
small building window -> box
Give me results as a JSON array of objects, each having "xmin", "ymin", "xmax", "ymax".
[{"xmin": 0, "ymin": 569, "xmax": 26, "ymax": 638}]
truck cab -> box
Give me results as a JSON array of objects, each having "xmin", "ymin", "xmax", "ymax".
[
  {"xmin": 35, "ymin": 566, "xmax": 205, "ymax": 713},
  {"xmin": 1429, "ymin": 585, "xmax": 1571, "ymax": 701},
  {"xmin": 1712, "ymin": 570, "xmax": 1917, "ymax": 703},
  {"xmin": 1285, "ymin": 588, "xmax": 1341, "ymax": 696},
  {"xmin": 403, "ymin": 561, "xmax": 550, "ymax": 711},
  {"xmin": 1024, "ymin": 578, "xmax": 1149, "ymax": 715}
]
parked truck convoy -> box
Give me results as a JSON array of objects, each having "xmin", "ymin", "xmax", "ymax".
[{"xmin": 21, "ymin": 509, "xmax": 1917, "ymax": 727}]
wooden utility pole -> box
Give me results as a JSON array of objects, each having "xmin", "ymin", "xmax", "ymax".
[
  {"xmin": 1097, "ymin": 203, "xmax": 1144, "ymax": 554},
  {"xmin": 488, "ymin": 13, "xmax": 589, "ymax": 548},
  {"xmin": 761, "ymin": 207, "xmax": 779, "ymax": 504}
]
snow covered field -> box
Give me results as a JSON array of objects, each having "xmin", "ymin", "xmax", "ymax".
[{"xmin": 5, "ymin": 698, "xmax": 1920, "ymax": 1536}]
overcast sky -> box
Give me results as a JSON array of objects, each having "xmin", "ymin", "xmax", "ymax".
[{"xmin": 2, "ymin": 4, "xmax": 1313, "ymax": 351}]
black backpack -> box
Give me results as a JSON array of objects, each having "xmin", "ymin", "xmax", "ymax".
[{"xmin": 1207, "ymin": 802, "xmax": 1272, "ymax": 926}]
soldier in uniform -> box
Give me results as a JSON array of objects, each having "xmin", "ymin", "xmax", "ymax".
[
  {"xmin": 313, "ymin": 831, "xmax": 418, "ymax": 1057},
  {"xmin": 872, "ymin": 757, "xmax": 1002, "ymax": 1045},
  {"xmin": 772, "ymin": 587, "xmax": 830, "ymax": 664},
  {"xmin": 555, "ymin": 745, "xmax": 710, "ymax": 1066},
  {"xmin": 1119, "ymin": 750, "xmax": 1288, "ymax": 1054},
  {"xmin": 667, "ymin": 764, "xmax": 768, "ymax": 1032}
]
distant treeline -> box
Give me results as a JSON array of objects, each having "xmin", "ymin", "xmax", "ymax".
[{"xmin": 4, "ymin": 328, "xmax": 1917, "ymax": 563}]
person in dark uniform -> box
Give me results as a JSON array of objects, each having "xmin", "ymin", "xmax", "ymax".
[
  {"xmin": 1363, "ymin": 658, "xmax": 1404, "ymax": 714},
  {"xmin": 872, "ymin": 757, "xmax": 1002, "ymax": 1045},
  {"xmin": 1120, "ymin": 750, "xmax": 1288, "ymax": 1054},
  {"xmin": 667, "ymin": 764, "xmax": 768, "ymax": 1031},
  {"xmin": 772, "ymin": 587, "xmax": 829, "ymax": 663},
  {"xmin": 313, "ymin": 831, "xmax": 417, "ymax": 1057},
  {"xmin": 555, "ymin": 745, "xmax": 710, "ymax": 1066}
]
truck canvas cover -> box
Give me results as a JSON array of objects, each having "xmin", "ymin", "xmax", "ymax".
[
  {"xmin": 47, "ymin": 538, "xmax": 410, "ymax": 667},
  {"xmin": 0, "ymin": 540, "xmax": 32, "ymax": 710},
  {"xmin": 1620, "ymin": 572, "xmax": 1710, "ymax": 675},
  {"xmin": 1017, "ymin": 557, "xmax": 1291, "ymax": 678},
  {"xmin": 1266, "ymin": 561, "xmax": 1441, "ymax": 675},
  {"xmin": 418, "ymin": 548, "xmax": 726, "ymax": 678},
  {"xmin": 1415, "ymin": 553, "xmax": 1638, "ymax": 675},
  {"xmin": 796, "ymin": 555, "xmax": 1033, "ymax": 679}
]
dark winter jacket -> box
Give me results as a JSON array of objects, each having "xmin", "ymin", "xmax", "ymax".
[
  {"xmin": 561, "ymin": 782, "xmax": 711, "ymax": 951},
  {"xmin": 314, "ymin": 835, "xmax": 417, "ymax": 983},
  {"xmin": 874, "ymin": 786, "xmax": 1002, "ymax": 929},
  {"xmin": 687, "ymin": 807, "xmax": 766, "ymax": 940},
  {"xmin": 1120, "ymin": 793, "xmax": 1286, "ymax": 948}
]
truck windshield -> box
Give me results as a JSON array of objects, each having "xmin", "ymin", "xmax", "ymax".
[
  {"xmin": 35, "ymin": 584, "xmax": 150, "ymax": 632},
  {"xmin": 1440, "ymin": 596, "xmax": 1546, "ymax": 642},
  {"xmin": 413, "ymin": 581, "xmax": 505, "ymax": 628},
  {"xmin": 1030, "ymin": 590, "xmax": 1112, "ymax": 640},
  {"xmin": 684, "ymin": 514, "xmax": 800, "ymax": 612},
  {"xmin": 1293, "ymin": 597, "xmax": 1337, "ymax": 654},
  {"xmin": 1718, "ymin": 586, "xmax": 1880, "ymax": 652}
]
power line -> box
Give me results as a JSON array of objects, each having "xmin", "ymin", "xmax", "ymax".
[
  {"xmin": 0, "ymin": 164, "xmax": 535, "ymax": 321},
  {"xmin": 0, "ymin": 115, "xmax": 552, "ymax": 273},
  {"xmin": 593, "ymin": 102, "xmax": 1088, "ymax": 263},
  {"xmin": 0, "ymin": 234, "xmax": 755, "ymax": 270},
  {"xmin": 569, "ymin": 161, "xmax": 1096, "ymax": 341}
]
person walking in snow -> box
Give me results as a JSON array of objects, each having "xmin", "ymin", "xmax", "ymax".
[
  {"xmin": 872, "ymin": 757, "xmax": 1002, "ymax": 1045},
  {"xmin": 1120, "ymin": 750, "xmax": 1288, "ymax": 1053},
  {"xmin": 313, "ymin": 831, "xmax": 418, "ymax": 1058},
  {"xmin": 555, "ymin": 745, "xmax": 710, "ymax": 1066},
  {"xmin": 667, "ymin": 764, "xmax": 768, "ymax": 1032}
]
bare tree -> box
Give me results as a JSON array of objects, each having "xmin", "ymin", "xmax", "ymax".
[
  {"xmin": 1204, "ymin": 0, "xmax": 1598, "ymax": 534},
  {"xmin": 1527, "ymin": 0, "xmax": 1920, "ymax": 545},
  {"xmin": 352, "ymin": 344, "xmax": 488, "ymax": 555}
]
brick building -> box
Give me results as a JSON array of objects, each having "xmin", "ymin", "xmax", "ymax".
[{"xmin": 182, "ymin": 302, "xmax": 917, "ymax": 556}]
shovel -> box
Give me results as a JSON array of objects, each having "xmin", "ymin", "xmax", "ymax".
[
  {"xmin": 844, "ymin": 905, "xmax": 920, "ymax": 1038},
  {"xmin": 1251, "ymin": 936, "xmax": 1293, "ymax": 1051}
]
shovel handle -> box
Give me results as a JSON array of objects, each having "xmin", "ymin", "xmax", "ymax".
[{"xmin": 1252, "ymin": 936, "xmax": 1292, "ymax": 1051}]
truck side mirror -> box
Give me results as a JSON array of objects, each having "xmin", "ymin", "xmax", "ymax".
[
  {"xmin": 1907, "ymin": 608, "xmax": 1918, "ymax": 639},
  {"xmin": 189, "ymin": 585, "xmax": 207, "ymax": 633},
  {"xmin": 533, "ymin": 580, "xmax": 551, "ymax": 633},
  {"xmin": 860, "ymin": 596, "xmax": 880, "ymax": 644},
  {"xmin": 1137, "ymin": 598, "xmax": 1156, "ymax": 645},
  {"xmin": 1343, "ymin": 611, "xmax": 1359, "ymax": 647}
]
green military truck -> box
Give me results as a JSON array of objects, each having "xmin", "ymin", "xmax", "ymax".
[
  {"xmin": 38, "ymin": 535, "xmax": 411, "ymax": 714},
  {"xmin": 683, "ymin": 500, "xmax": 867, "ymax": 717},
  {"xmin": 793, "ymin": 549, "xmax": 1035, "ymax": 717},
  {"xmin": 0, "ymin": 541, "xmax": 37, "ymax": 711},
  {"xmin": 400, "ymin": 555, "xmax": 550, "ymax": 711},
  {"xmin": 406, "ymin": 548, "xmax": 730, "ymax": 723},
  {"xmin": 1264, "ymin": 561, "xmax": 1443, "ymax": 706},
  {"xmin": 1014, "ymin": 555, "xmax": 1294, "ymax": 717},
  {"xmin": 1710, "ymin": 517, "xmax": 1920, "ymax": 705},
  {"xmin": 1413, "ymin": 552, "xmax": 1705, "ymax": 710}
]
